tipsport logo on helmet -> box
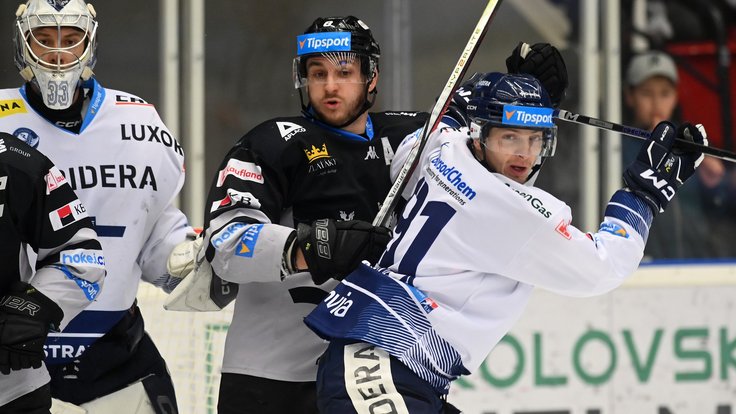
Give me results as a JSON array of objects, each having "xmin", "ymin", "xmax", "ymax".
[
  {"xmin": 297, "ymin": 32, "xmax": 352, "ymax": 56},
  {"xmin": 502, "ymin": 105, "xmax": 555, "ymax": 128}
]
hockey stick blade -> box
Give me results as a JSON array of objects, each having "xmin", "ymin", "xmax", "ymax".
[
  {"xmin": 373, "ymin": 0, "xmax": 504, "ymax": 227},
  {"xmin": 555, "ymin": 109, "xmax": 736, "ymax": 163}
]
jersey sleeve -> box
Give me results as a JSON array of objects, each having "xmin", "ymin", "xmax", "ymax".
[
  {"xmin": 1, "ymin": 135, "xmax": 105, "ymax": 329},
  {"xmin": 500, "ymin": 189, "xmax": 652, "ymax": 297},
  {"xmin": 201, "ymin": 121, "xmax": 297, "ymax": 284},
  {"xmin": 138, "ymin": 203, "xmax": 194, "ymax": 292}
]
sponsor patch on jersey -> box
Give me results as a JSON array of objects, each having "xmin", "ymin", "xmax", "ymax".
[
  {"xmin": 49, "ymin": 200, "xmax": 88, "ymax": 231},
  {"xmin": 0, "ymin": 99, "xmax": 27, "ymax": 117},
  {"xmin": 304, "ymin": 143, "xmax": 330, "ymax": 162},
  {"xmin": 555, "ymin": 219, "xmax": 572, "ymax": 240},
  {"xmin": 211, "ymin": 222, "xmax": 246, "ymax": 248},
  {"xmin": 502, "ymin": 105, "xmax": 554, "ymax": 128},
  {"xmin": 406, "ymin": 285, "xmax": 438, "ymax": 314},
  {"xmin": 45, "ymin": 166, "xmax": 68, "ymax": 194},
  {"xmin": 55, "ymin": 256, "xmax": 103, "ymax": 301},
  {"xmin": 216, "ymin": 159, "xmax": 264, "ymax": 186},
  {"xmin": 13, "ymin": 127, "xmax": 39, "ymax": 148},
  {"xmin": 115, "ymin": 94, "xmax": 152, "ymax": 106},
  {"xmin": 428, "ymin": 152, "xmax": 477, "ymax": 204},
  {"xmin": 210, "ymin": 189, "xmax": 261, "ymax": 212},
  {"xmin": 343, "ymin": 343, "xmax": 411, "ymax": 414},
  {"xmin": 60, "ymin": 249, "xmax": 105, "ymax": 269},
  {"xmin": 235, "ymin": 224, "xmax": 263, "ymax": 258},
  {"xmin": 276, "ymin": 121, "xmax": 306, "ymax": 141},
  {"xmin": 297, "ymin": 32, "xmax": 351, "ymax": 55},
  {"xmin": 599, "ymin": 221, "xmax": 629, "ymax": 238}
]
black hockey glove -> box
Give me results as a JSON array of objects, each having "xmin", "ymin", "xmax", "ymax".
[
  {"xmin": 623, "ymin": 121, "xmax": 707, "ymax": 214},
  {"xmin": 296, "ymin": 219, "xmax": 392, "ymax": 285},
  {"xmin": 506, "ymin": 42, "xmax": 568, "ymax": 107},
  {"xmin": 0, "ymin": 282, "xmax": 63, "ymax": 374}
]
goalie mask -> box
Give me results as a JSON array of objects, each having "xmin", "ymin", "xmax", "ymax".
[
  {"xmin": 14, "ymin": 0, "xmax": 98, "ymax": 110},
  {"xmin": 466, "ymin": 72, "xmax": 557, "ymax": 185},
  {"xmin": 293, "ymin": 15, "xmax": 380, "ymax": 128}
]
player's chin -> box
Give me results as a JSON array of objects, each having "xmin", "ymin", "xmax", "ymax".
[{"xmin": 505, "ymin": 166, "xmax": 531, "ymax": 183}]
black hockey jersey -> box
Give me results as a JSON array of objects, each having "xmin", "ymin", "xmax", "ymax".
[
  {"xmin": 201, "ymin": 112, "xmax": 426, "ymax": 381},
  {"xmin": 0, "ymin": 133, "xmax": 104, "ymax": 406}
]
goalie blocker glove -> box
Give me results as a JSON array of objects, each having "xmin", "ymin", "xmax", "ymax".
[
  {"xmin": 506, "ymin": 42, "xmax": 568, "ymax": 108},
  {"xmin": 295, "ymin": 219, "xmax": 392, "ymax": 285},
  {"xmin": 623, "ymin": 121, "xmax": 707, "ymax": 213},
  {"xmin": 0, "ymin": 281, "xmax": 64, "ymax": 374}
]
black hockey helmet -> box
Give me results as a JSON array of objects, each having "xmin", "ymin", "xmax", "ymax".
[{"xmin": 293, "ymin": 16, "xmax": 381, "ymax": 128}]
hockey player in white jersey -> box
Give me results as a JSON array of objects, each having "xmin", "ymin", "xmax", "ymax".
[
  {"xmin": 0, "ymin": 133, "xmax": 105, "ymax": 413},
  {"xmin": 0, "ymin": 1, "xmax": 193, "ymax": 412},
  {"xmin": 304, "ymin": 72, "xmax": 708, "ymax": 413}
]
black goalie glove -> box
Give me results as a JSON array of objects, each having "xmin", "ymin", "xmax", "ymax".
[
  {"xmin": 623, "ymin": 121, "xmax": 707, "ymax": 213},
  {"xmin": 296, "ymin": 219, "xmax": 392, "ymax": 285},
  {"xmin": 0, "ymin": 282, "xmax": 63, "ymax": 374},
  {"xmin": 506, "ymin": 42, "xmax": 568, "ymax": 107}
]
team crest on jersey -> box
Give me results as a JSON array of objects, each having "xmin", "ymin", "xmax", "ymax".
[
  {"xmin": 304, "ymin": 143, "xmax": 330, "ymax": 162},
  {"xmin": 276, "ymin": 121, "xmax": 305, "ymax": 141},
  {"xmin": 45, "ymin": 166, "xmax": 68, "ymax": 194},
  {"xmin": 13, "ymin": 128, "xmax": 39, "ymax": 148},
  {"xmin": 339, "ymin": 210, "xmax": 355, "ymax": 221},
  {"xmin": 49, "ymin": 199, "xmax": 88, "ymax": 231},
  {"xmin": 0, "ymin": 99, "xmax": 27, "ymax": 118}
]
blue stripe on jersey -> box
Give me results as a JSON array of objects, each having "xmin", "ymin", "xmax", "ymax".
[
  {"xmin": 604, "ymin": 190, "xmax": 653, "ymax": 239},
  {"xmin": 304, "ymin": 264, "xmax": 469, "ymax": 394},
  {"xmin": 44, "ymin": 309, "xmax": 127, "ymax": 365}
]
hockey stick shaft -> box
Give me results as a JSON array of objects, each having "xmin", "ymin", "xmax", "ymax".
[
  {"xmin": 555, "ymin": 109, "xmax": 736, "ymax": 163},
  {"xmin": 373, "ymin": 0, "xmax": 504, "ymax": 227}
]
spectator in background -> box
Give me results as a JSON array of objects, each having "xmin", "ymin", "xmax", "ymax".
[{"xmin": 624, "ymin": 50, "xmax": 735, "ymax": 259}]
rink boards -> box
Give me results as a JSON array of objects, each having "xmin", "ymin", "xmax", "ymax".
[{"xmin": 137, "ymin": 261, "xmax": 736, "ymax": 414}]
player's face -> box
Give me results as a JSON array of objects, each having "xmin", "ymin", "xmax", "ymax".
[
  {"xmin": 305, "ymin": 56, "xmax": 377, "ymax": 133},
  {"xmin": 625, "ymin": 76, "xmax": 678, "ymax": 131},
  {"xmin": 477, "ymin": 127, "xmax": 543, "ymax": 183},
  {"xmin": 28, "ymin": 26, "xmax": 86, "ymax": 68}
]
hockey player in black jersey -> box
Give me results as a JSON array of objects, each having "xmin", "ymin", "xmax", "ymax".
[
  {"xmin": 0, "ymin": 133, "xmax": 105, "ymax": 413},
  {"xmin": 165, "ymin": 15, "xmax": 569, "ymax": 414}
]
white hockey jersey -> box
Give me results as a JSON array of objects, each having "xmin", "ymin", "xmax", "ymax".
[
  {"xmin": 0, "ymin": 80, "xmax": 191, "ymax": 364},
  {"xmin": 305, "ymin": 124, "xmax": 653, "ymax": 393}
]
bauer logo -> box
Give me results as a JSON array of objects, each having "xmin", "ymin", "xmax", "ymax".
[
  {"xmin": 502, "ymin": 105, "xmax": 554, "ymax": 128},
  {"xmin": 297, "ymin": 32, "xmax": 351, "ymax": 55}
]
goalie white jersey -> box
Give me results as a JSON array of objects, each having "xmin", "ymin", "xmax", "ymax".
[
  {"xmin": 0, "ymin": 79, "xmax": 192, "ymax": 365},
  {"xmin": 306, "ymin": 124, "xmax": 653, "ymax": 393}
]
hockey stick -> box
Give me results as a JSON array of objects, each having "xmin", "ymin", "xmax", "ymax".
[
  {"xmin": 555, "ymin": 109, "xmax": 736, "ymax": 163},
  {"xmin": 373, "ymin": 0, "xmax": 504, "ymax": 227}
]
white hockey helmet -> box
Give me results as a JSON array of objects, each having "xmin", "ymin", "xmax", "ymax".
[{"xmin": 14, "ymin": 0, "xmax": 98, "ymax": 110}]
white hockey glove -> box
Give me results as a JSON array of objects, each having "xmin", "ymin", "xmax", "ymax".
[
  {"xmin": 164, "ymin": 259, "xmax": 228, "ymax": 312},
  {"xmin": 166, "ymin": 236, "xmax": 204, "ymax": 280}
]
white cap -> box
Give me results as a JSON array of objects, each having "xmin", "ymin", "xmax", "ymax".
[{"xmin": 626, "ymin": 51, "xmax": 679, "ymax": 86}]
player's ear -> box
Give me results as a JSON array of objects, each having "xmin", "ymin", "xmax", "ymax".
[{"xmin": 368, "ymin": 70, "xmax": 379, "ymax": 94}]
